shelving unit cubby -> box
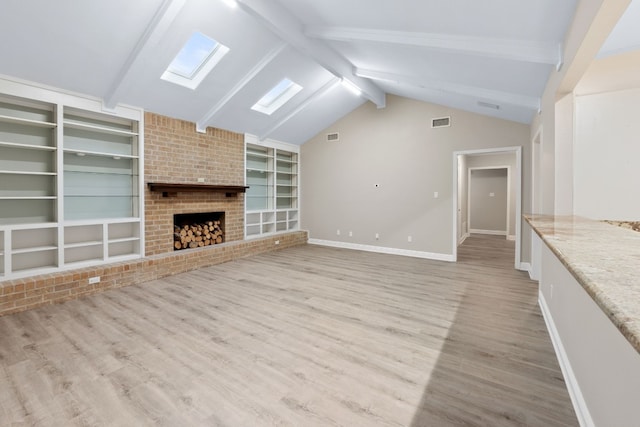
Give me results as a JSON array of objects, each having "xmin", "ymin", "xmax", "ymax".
[
  {"xmin": 245, "ymin": 140, "xmax": 299, "ymax": 238},
  {"xmin": 0, "ymin": 87, "xmax": 143, "ymax": 280}
]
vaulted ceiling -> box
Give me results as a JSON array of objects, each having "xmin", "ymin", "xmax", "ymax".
[{"xmin": 0, "ymin": 0, "xmax": 586, "ymax": 144}]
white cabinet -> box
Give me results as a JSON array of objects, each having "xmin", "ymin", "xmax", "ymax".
[
  {"xmin": 245, "ymin": 141, "xmax": 298, "ymax": 238},
  {"xmin": 0, "ymin": 88, "xmax": 143, "ymax": 280}
]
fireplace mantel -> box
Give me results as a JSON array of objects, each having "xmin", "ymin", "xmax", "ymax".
[{"xmin": 148, "ymin": 182, "xmax": 249, "ymax": 197}]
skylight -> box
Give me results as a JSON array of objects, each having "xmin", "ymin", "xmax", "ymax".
[
  {"xmin": 161, "ymin": 32, "xmax": 229, "ymax": 90},
  {"xmin": 251, "ymin": 78, "xmax": 303, "ymax": 115}
]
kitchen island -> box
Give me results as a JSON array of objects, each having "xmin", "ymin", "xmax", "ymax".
[{"xmin": 525, "ymin": 215, "xmax": 640, "ymax": 427}]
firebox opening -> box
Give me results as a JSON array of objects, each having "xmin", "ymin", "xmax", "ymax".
[{"xmin": 173, "ymin": 211, "xmax": 225, "ymax": 250}]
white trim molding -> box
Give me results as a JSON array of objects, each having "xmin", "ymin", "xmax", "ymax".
[
  {"xmin": 469, "ymin": 229, "xmax": 507, "ymax": 236},
  {"xmin": 518, "ymin": 262, "xmax": 531, "ymax": 274},
  {"xmin": 538, "ymin": 291, "xmax": 595, "ymax": 427},
  {"xmin": 308, "ymin": 239, "xmax": 455, "ymax": 262},
  {"xmin": 458, "ymin": 232, "xmax": 470, "ymax": 246}
]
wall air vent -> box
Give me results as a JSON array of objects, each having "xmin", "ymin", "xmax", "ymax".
[
  {"xmin": 478, "ymin": 101, "xmax": 500, "ymax": 110},
  {"xmin": 326, "ymin": 132, "xmax": 339, "ymax": 141},
  {"xmin": 431, "ymin": 117, "xmax": 451, "ymax": 128}
]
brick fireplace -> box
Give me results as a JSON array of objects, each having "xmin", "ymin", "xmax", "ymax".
[{"xmin": 144, "ymin": 113, "xmax": 245, "ymax": 255}]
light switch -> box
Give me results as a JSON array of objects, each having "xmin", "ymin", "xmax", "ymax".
[{"xmin": 433, "ymin": 191, "xmax": 439, "ymax": 198}]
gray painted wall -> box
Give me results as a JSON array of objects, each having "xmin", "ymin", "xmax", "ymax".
[
  {"xmin": 466, "ymin": 153, "xmax": 517, "ymax": 237},
  {"xmin": 469, "ymin": 169, "xmax": 508, "ymax": 233},
  {"xmin": 301, "ymin": 95, "xmax": 531, "ymax": 258}
]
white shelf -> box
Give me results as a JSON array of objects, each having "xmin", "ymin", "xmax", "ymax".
[
  {"xmin": 12, "ymin": 245, "xmax": 57, "ymax": 255},
  {"xmin": 247, "ymin": 152, "xmax": 273, "ymax": 159},
  {"xmin": 0, "ymin": 114, "xmax": 56, "ymax": 128},
  {"xmin": 0, "ymin": 141, "xmax": 56, "ymax": 151},
  {"xmin": 63, "ymin": 148, "xmax": 138, "ymax": 159},
  {"xmin": 64, "ymin": 217, "xmax": 140, "ymax": 226},
  {"xmin": 63, "ymin": 258, "xmax": 105, "ymax": 268},
  {"xmin": 3, "ymin": 222, "xmax": 57, "ymax": 230},
  {"xmin": 64, "ymin": 240, "xmax": 102, "ymax": 249},
  {"xmin": 245, "ymin": 143, "xmax": 299, "ymax": 238},
  {"xmin": 0, "ymin": 196, "xmax": 56, "ymax": 200},
  {"xmin": 108, "ymin": 237, "xmax": 139, "ymax": 244},
  {"xmin": 247, "ymin": 168, "xmax": 273, "ymax": 173},
  {"xmin": 64, "ymin": 119, "xmax": 138, "ymax": 137},
  {"xmin": 0, "ymin": 170, "xmax": 56, "ymax": 176}
]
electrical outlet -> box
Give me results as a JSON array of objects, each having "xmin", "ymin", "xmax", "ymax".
[
  {"xmin": 375, "ymin": 233, "xmax": 379, "ymax": 240},
  {"xmin": 274, "ymin": 240, "xmax": 280, "ymax": 245},
  {"xmin": 89, "ymin": 276, "xmax": 101, "ymax": 284},
  {"xmin": 197, "ymin": 177, "xmax": 205, "ymax": 183},
  {"xmin": 348, "ymin": 231, "xmax": 353, "ymax": 237},
  {"xmin": 489, "ymin": 192, "xmax": 495, "ymax": 197},
  {"xmin": 433, "ymin": 191, "xmax": 438, "ymax": 198},
  {"xmin": 337, "ymin": 229, "xmax": 341, "ymax": 236},
  {"xmin": 408, "ymin": 235, "xmax": 412, "ymax": 243}
]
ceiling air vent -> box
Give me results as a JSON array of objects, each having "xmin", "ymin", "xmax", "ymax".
[
  {"xmin": 431, "ymin": 117, "xmax": 451, "ymax": 128},
  {"xmin": 326, "ymin": 132, "xmax": 339, "ymax": 142}
]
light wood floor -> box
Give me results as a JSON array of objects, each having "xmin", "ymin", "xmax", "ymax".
[{"xmin": 0, "ymin": 235, "xmax": 578, "ymax": 426}]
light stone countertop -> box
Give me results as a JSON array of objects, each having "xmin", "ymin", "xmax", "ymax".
[{"xmin": 524, "ymin": 214, "xmax": 640, "ymax": 355}]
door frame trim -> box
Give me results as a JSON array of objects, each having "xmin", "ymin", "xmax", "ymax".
[
  {"xmin": 452, "ymin": 146, "xmax": 522, "ymax": 269},
  {"xmin": 467, "ymin": 165, "xmax": 510, "ymax": 238}
]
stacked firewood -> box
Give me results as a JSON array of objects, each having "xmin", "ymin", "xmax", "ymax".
[{"xmin": 174, "ymin": 220, "xmax": 223, "ymax": 250}]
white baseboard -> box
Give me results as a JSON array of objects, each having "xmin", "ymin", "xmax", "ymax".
[
  {"xmin": 469, "ymin": 229, "xmax": 507, "ymax": 236},
  {"xmin": 458, "ymin": 232, "xmax": 470, "ymax": 245},
  {"xmin": 517, "ymin": 262, "xmax": 531, "ymax": 274},
  {"xmin": 538, "ymin": 291, "xmax": 594, "ymax": 427},
  {"xmin": 308, "ymin": 239, "xmax": 455, "ymax": 262},
  {"xmin": 506, "ymin": 234, "xmax": 516, "ymax": 241}
]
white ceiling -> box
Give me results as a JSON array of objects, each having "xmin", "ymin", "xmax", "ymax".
[
  {"xmin": 0, "ymin": 0, "xmax": 583, "ymax": 144},
  {"xmin": 599, "ymin": 0, "xmax": 640, "ymax": 58}
]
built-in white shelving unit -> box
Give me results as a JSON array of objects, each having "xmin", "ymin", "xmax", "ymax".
[
  {"xmin": 0, "ymin": 80, "xmax": 144, "ymax": 280},
  {"xmin": 245, "ymin": 137, "xmax": 299, "ymax": 238}
]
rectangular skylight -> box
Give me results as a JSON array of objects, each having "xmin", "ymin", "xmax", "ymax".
[
  {"xmin": 161, "ymin": 32, "xmax": 229, "ymax": 90},
  {"xmin": 251, "ymin": 78, "xmax": 302, "ymax": 115}
]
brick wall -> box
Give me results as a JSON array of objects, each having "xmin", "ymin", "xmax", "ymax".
[
  {"xmin": 0, "ymin": 112, "xmax": 308, "ymax": 316},
  {"xmin": 144, "ymin": 112, "xmax": 245, "ymax": 255}
]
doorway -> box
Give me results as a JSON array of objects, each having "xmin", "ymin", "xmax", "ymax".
[
  {"xmin": 468, "ymin": 167, "xmax": 510, "ymax": 237},
  {"xmin": 452, "ymin": 146, "xmax": 523, "ymax": 269}
]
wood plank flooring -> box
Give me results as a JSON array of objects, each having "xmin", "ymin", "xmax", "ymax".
[{"xmin": 0, "ymin": 235, "xmax": 578, "ymax": 426}]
